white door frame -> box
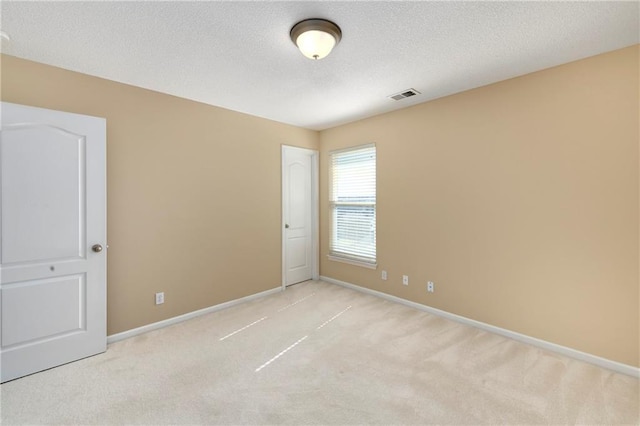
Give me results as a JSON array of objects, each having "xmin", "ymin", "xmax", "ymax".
[{"xmin": 281, "ymin": 145, "xmax": 319, "ymax": 289}]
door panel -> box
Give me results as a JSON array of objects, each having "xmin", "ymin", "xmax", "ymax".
[
  {"xmin": 0, "ymin": 102, "xmax": 106, "ymax": 383},
  {"xmin": 286, "ymin": 237, "xmax": 308, "ymax": 270},
  {"xmin": 2, "ymin": 274, "xmax": 85, "ymax": 347},
  {"xmin": 288, "ymin": 162, "xmax": 307, "ymax": 228},
  {"xmin": 1, "ymin": 126, "xmax": 85, "ymax": 264}
]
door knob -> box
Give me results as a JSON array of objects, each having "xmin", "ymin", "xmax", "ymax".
[
  {"xmin": 285, "ymin": 224, "xmax": 290, "ymax": 229},
  {"xmin": 92, "ymin": 244, "xmax": 103, "ymax": 253}
]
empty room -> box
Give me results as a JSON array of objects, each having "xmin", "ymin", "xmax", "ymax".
[{"xmin": 0, "ymin": 1, "xmax": 638, "ymax": 424}]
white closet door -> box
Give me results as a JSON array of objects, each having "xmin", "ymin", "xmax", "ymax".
[
  {"xmin": 283, "ymin": 146, "xmax": 315, "ymax": 286},
  {"xmin": 0, "ymin": 102, "xmax": 106, "ymax": 382}
]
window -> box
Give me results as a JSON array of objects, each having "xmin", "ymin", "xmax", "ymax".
[{"xmin": 329, "ymin": 144, "xmax": 376, "ymax": 267}]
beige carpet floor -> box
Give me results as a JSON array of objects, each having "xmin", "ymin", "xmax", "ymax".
[{"xmin": 1, "ymin": 280, "xmax": 638, "ymax": 425}]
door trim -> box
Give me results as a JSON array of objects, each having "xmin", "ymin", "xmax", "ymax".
[{"xmin": 281, "ymin": 145, "xmax": 319, "ymax": 289}]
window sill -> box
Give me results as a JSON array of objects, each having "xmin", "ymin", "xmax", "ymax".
[{"xmin": 327, "ymin": 255, "xmax": 377, "ymax": 270}]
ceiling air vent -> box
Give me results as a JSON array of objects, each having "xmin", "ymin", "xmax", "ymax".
[{"xmin": 389, "ymin": 88, "xmax": 421, "ymax": 101}]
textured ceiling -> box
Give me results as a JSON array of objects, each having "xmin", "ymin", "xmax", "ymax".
[{"xmin": 1, "ymin": 1, "xmax": 638, "ymax": 130}]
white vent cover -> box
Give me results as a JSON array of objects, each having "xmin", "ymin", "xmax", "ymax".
[{"xmin": 389, "ymin": 88, "xmax": 421, "ymax": 101}]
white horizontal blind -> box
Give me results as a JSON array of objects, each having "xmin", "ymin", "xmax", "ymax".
[{"xmin": 330, "ymin": 144, "xmax": 376, "ymax": 265}]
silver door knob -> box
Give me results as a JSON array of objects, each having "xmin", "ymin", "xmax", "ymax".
[
  {"xmin": 285, "ymin": 224, "xmax": 290, "ymax": 229},
  {"xmin": 92, "ymin": 244, "xmax": 103, "ymax": 253}
]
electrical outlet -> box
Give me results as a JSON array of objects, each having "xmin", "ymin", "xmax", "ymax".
[
  {"xmin": 155, "ymin": 292, "xmax": 165, "ymax": 305},
  {"xmin": 427, "ymin": 281, "xmax": 435, "ymax": 293},
  {"xmin": 381, "ymin": 270, "xmax": 388, "ymax": 280},
  {"xmin": 402, "ymin": 275, "xmax": 409, "ymax": 286}
]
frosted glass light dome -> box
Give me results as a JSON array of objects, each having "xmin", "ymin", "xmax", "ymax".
[{"xmin": 295, "ymin": 30, "xmax": 337, "ymax": 60}]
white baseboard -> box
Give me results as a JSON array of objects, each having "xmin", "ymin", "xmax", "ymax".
[
  {"xmin": 107, "ymin": 287, "xmax": 282, "ymax": 344},
  {"xmin": 320, "ymin": 275, "xmax": 639, "ymax": 378}
]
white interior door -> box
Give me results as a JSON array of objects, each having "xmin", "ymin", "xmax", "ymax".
[
  {"xmin": 0, "ymin": 102, "xmax": 106, "ymax": 383},
  {"xmin": 282, "ymin": 146, "xmax": 318, "ymax": 287}
]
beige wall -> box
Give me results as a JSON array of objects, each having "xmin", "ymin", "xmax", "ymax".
[
  {"xmin": 2, "ymin": 46, "xmax": 638, "ymax": 367},
  {"xmin": 1, "ymin": 55, "xmax": 319, "ymax": 335},
  {"xmin": 320, "ymin": 45, "xmax": 639, "ymax": 367}
]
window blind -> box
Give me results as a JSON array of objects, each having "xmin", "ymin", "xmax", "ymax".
[{"xmin": 329, "ymin": 144, "xmax": 376, "ymax": 265}]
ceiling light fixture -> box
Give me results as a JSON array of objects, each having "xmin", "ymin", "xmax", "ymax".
[{"xmin": 290, "ymin": 19, "xmax": 342, "ymax": 60}]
